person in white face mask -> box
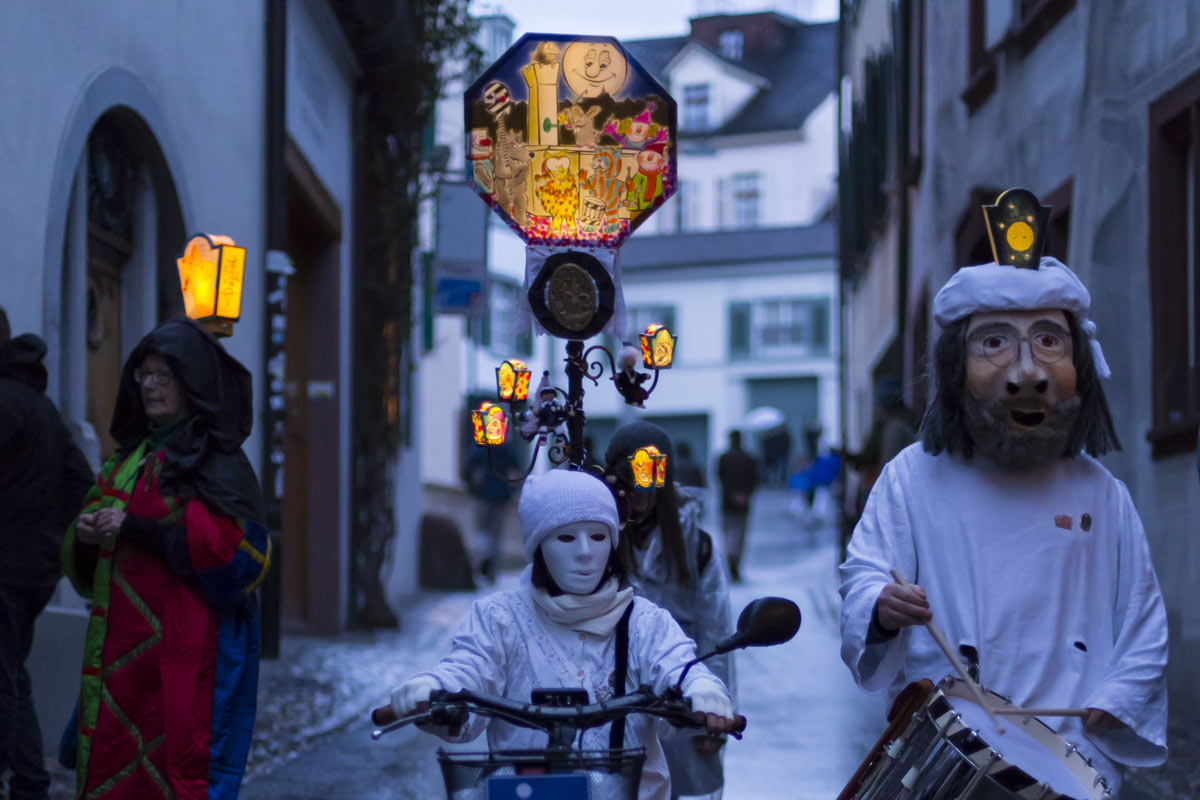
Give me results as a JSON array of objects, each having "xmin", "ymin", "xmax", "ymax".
[{"xmin": 388, "ymin": 468, "xmax": 734, "ymax": 800}]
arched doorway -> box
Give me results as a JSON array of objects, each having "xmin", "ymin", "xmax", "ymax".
[{"xmin": 69, "ymin": 109, "xmax": 186, "ymax": 464}]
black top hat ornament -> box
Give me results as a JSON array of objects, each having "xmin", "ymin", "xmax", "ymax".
[{"xmin": 983, "ymin": 188, "xmax": 1051, "ymax": 268}]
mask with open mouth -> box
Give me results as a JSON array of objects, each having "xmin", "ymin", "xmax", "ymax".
[{"xmin": 964, "ymin": 393, "xmax": 1081, "ymax": 470}]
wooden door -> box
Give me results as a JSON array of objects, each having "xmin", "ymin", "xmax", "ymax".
[
  {"xmin": 86, "ymin": 223, "xmax": 131, "ymax": 461},
  {"xmin": 280, "ymin": 250, "xmax": 311, "ymax": 627}
]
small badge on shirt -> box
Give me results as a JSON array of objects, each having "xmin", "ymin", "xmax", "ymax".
[
  {"xmin": 1055, "ymin": 515, "xmax": 1073, "ymax": 530},
  {"xmin": 1080, "ymin": 513, "xmax": 1092, "ymax": 531}
]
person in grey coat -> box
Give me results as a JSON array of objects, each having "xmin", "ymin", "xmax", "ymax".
[{"xmin": 605, "ymin": 422, "xmax": 735, "ymax": 800}]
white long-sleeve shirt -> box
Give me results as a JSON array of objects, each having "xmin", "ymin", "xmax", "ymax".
[
  {"xmin": 414, "ymin": 585, "xmax": 726, "ymax": 800},
  {"xmin": 839, "ymin": 444, "xmax": 1168, "ymax": 794}
]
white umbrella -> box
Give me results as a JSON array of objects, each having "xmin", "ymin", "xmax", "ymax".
[{"xmin": 743, "ymin": 406, "xmax": 786, "ymax": 431}]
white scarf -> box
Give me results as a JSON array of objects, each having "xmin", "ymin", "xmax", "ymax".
[{"xmin": 522, "ymin": 566, "xmax": 635, "ymax": 636}]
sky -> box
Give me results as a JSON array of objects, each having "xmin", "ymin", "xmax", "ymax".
[{"xmin": 469, "ymin": 0, "xmax": 838, "ymax": 42}]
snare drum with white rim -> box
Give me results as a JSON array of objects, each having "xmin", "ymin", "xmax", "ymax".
[{"xmin": 851, "ymin": 677, "xmax": 1111, "ymax": 800}]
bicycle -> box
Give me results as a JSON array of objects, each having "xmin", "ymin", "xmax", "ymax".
[{"xmin": 370, "ymin": 596, "xmax": 801, "ymax": 800}]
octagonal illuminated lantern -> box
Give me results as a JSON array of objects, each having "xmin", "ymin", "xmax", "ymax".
[
  {"xmin": 496, "ymin": 358, "xmax": 532, "ymax": 406},
  {"xmin": 640, "ymin": 324, "xmax": 676, "ymax": 369},
  {"xmin": 466, "ymin": 34, "xmax": 677, "ymax": 249},
  {"xmin": 176, "ymin": 233, "xmax": 246, "ymax": 338},
  {"xmin": 471, "ymin": 402, "xmax": 508, "ymax": 447}
]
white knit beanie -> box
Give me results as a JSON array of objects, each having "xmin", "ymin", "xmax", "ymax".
[{"xmin": 518, "ymin": 469, "xmax": 619, "ymax": 561}]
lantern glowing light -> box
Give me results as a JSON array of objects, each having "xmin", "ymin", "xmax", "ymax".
[
  {"xmin": 639, "ymin": 324, "xmax": 676, "ymax": 369},
  {"xmin": 176, "ymin": 233, "xmax": 246, "ymax": 338},
  {"xmin": 496, "ymin": 359, "xmax": 532, "ymax": 405},
  {"xmin": 627, "ymin": 444, "xmax": 668, "ymax": 491},
  {"xmin": 471, "ymin": 402, "xmax": 508, "ymax": 447}
]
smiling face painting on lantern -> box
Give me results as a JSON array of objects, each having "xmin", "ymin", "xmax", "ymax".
[{"xmin": 838, "ymin": 189, "xmax": 1167, "ymax": 797}]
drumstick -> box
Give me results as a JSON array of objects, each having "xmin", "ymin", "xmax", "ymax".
[
  {"xmin": 888, "ymin": 567, "xmax": 1004, "ymax": 733},
  {"xmin": 992, "ymin": 707, "xmax": 1089, "ymax": 718}
]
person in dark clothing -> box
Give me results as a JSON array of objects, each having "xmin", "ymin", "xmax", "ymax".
[
  {"xmin": 672, "ymin": 441, "xmax": 705, "ymax": 488},
  {"xmin": 716, "ymin": 430, "xmax": 759, "ymax": 583},
  {"xmin": 0, "ymin": 308, "xmax": 93, "ymax": 800},
  {"xmin": 464, "ymin": 443, "xmax": 518, "ymax": 582},
  {"xmin": 761, "ymin": 424, "xmax": 792, "ymax": 487}
]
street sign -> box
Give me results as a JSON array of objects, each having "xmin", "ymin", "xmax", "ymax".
[{"xmin": 465, "ymin": 33, "xmax": 678, "ymax": 249}]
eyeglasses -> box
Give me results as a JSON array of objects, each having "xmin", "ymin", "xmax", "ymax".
[
  {"xmin": 967, "ymin": 328, "xmax": 1071, "ymax": 368},
  {"xmin": 134, "ymin": 368, "xmax": 174, "ymax": 387}
]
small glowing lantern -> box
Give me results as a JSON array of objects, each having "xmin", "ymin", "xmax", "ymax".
[
  {"xmin": 471, "ymin": 402, "xmax": 508, "ymax": 447},
  {"xmin": 496, "ymin": 359, "xmax": 532, "ymax": 405},
  {"xmin": 176, "ymin": 233, "xmax": 247, "ymax": 338},
  {"xmin": 628, "ymin": 446, "xmax": 657, "ymax": 491},
  {"xmin": 627, "ymin": 444, "xmax": 668, "ymax": 491},
  {"xmin": 640, "ymin": 324, "xmax": 677, "ymax": 369}
]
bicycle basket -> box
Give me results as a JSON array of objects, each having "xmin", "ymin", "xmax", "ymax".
[{"xmin": 437, "ymin": 748, "xmax": 646, "ymax": 800}]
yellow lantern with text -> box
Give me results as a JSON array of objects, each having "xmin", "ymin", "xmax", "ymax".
[
  {"xmin": 471, "ymin": 402, "xmax": 508, "ymax": 447},
  {"xmin": 176, "ymin": 233, "xmax": 246, "ymax": 338},
  {"xmin": 496, "ymin": 359, "xmax": 532, "ymax": 406},
  {"xmin": 640, "ymin": 324, "xmax": 676, "ymax": 369}
]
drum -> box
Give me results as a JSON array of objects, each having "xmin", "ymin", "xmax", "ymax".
[{"xmin": 844, "ymin": 677, "xmax": 1111, "ymax": 800}]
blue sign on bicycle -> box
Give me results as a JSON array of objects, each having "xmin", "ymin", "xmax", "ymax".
[{"xmin": 486, "ymin": 774, "xmax": 589, "ymax": 799}]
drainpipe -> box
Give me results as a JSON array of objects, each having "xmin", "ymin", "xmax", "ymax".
[{"xmin": 260, "ymin": 0, "xmax": 288, "ymax": 659}]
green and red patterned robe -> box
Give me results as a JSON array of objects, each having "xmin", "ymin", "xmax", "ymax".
[{"xmin": 62, "ymin": 441, "xmax": 270, "ymax": 800}]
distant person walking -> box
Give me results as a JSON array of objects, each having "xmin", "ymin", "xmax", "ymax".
[
  {"xmin": 716, "ymin": 430, "xmax": 759, "ymax": 583},
  {"xmin": 464, "ymin": 443, "xmax": 518, "ymax": 582},
  {"xmin": 0, "ymin": 307, "xmax": 93, "ymax": 800},
  {"xmin": 761, "ymin": 423, "xmax": 792, "ymax": 487}
]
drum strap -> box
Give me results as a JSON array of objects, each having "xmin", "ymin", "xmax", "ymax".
[{"xmin": 609, "ymin": 600, "xmax": 636, "ymax": 750}]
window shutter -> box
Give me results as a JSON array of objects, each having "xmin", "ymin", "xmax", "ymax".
[
  {"xmin": 811, "ymin": 300, "xmax": 830, "ymax": 354},
  {"xmin": 728, "ymin": 301, "xmax": 751, "ymax": 359}
]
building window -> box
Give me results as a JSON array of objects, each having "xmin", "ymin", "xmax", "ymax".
[
  {"xmin": 728, "ymin": 298, "xmax": 830, "ymax": 360},
  {"xmin": 719, "ymin": 30, "xmax": 743, "ymax": 61},
  {"xmin": 1147, "ymin": 71, "xmax": 1200, "ymax": 458},
  {"xmin": 475, "ymin": 279, "xmax": 532, "ymax": 355},
  {"xmin": 732, "ymin": 173, "xmax": 761, "ymax": 228},
  {"xmin": 683, "ymin": 83, "xmax": 710, "ymax": 131},
  {"xmin": 1016, "ymin": 0, "xmax": 1077, "ymax": 53},
  {"xmin": 962, "ymin": 0, "xmax": 1000, "ymax": 112}
]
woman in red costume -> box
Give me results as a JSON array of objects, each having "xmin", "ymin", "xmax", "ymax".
[{"xmin": 62, "ymin": 318, "xmax": 269, "ymax": 800}]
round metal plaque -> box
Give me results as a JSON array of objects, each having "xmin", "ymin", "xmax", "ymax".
[{"xmin": 546, "ymin": 262, "xmax": 597, "ymax": 332}]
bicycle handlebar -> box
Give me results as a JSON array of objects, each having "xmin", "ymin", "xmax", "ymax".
[{"xmin": 370, "ymin": 687, "xmax": 746, "ymax": 740}]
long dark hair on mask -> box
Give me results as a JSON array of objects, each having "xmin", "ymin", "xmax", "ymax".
[
  {"xmin": 618, "ymin": 480, "xmax": 693, "ymax": 589},
  {"xmin": 531, "ymin": 548, "xmax": 626, "ymax": 596},
  {"xmin": 920, "ymin": 313, "xmax": 1120, "ymax": 459}
]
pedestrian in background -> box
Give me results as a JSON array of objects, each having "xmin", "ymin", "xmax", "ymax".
[
  {"xmin": 761, "ymin": 423, "xmax": 792, "ymax": 487},
  {"xmin": 604, "ymin": 421, "xmax": 734, "ymax": 800},
  {"xmin": 61, "ymin": 318, "xmax": 270, "ymax": 800},
  {"xmin": 716, "ymin": 430, "xmax": 759, "ymax": 583},
  {"xmin": 464, "ymin": 442, "xmax": 518, "ymax": 582},
  {"xmin": 0, "ymin": 307, "xmax": 93, "ymax": 800}
]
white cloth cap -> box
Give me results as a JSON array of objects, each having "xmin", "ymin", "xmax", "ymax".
[
  {"xmin": 518, "ymin": 469, "xmax": 619, "ymax": 561},
  {"xmin": 932, "ymin": 256, "xmax": 1111, "ymax": 378}
]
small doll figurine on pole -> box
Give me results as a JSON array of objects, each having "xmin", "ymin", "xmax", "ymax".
[
  {"xmin": 614, "ymin": 342, "xmax": 652, "ymax": 408},
  {"xmin": 517, "ymin": 371, "xmax": 568, "ymax": 446}
]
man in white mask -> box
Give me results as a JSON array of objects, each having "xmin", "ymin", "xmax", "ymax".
[
  {"xmin": 389, "ymin": 468, "xmax": 733, "ymax": 800},
  {"xmin": 839, "ymin": 189, "xmax": 1168, "ymax": 795}
]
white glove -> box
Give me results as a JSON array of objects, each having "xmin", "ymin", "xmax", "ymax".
[
  {"xmin": 684, "ymin": 676, "xmax": 732, "ymax": 720},
  {"xmin": 390, "ymin": 675, "xmax": 441, "ymax": 717}
]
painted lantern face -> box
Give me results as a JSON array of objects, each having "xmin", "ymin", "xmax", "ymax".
[
  {"xmin": 469, "ymin": 128, "xmax": 493, "ymax": 161},
  {"xmin": 483, "ymin": 80, "xmax": 513, "ymax": 117},
  {"xmin": 637, "ymin": 148, "xmax": 666, "ymax": 174},
  {"xmin": 540, "ymin": 521, "xmax": 612, "ymax": 595},
  {"xmin": 562, "ymin": 42, "xmax": 628, "ymax": 98},
  {"xmin": 965, "ymin": 309, "xmax": 1077, "ymax": 432}
]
